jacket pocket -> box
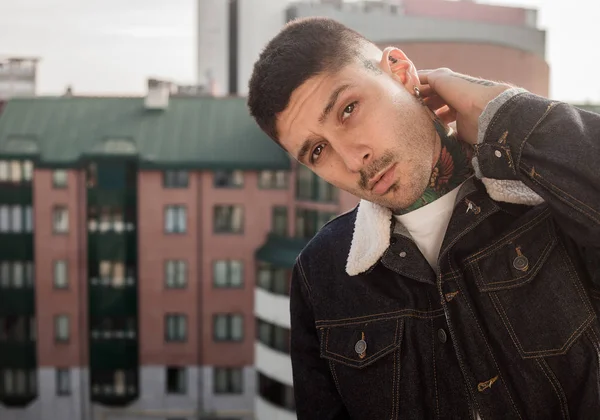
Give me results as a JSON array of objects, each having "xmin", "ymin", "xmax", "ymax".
[
  {"xmin": 464, "ymin": 211, "xmax": 595, "ymax": 359},
  {"xmin": 318, "ymin": 317, "xmax": 404, "ymax": 419}
]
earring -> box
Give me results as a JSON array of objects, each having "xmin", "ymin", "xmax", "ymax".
[
  {"xmin": 388, "ymin": 56, "xmax": 398, "ymax": 64},
  {"xmin": 414, "ymin": 86, "xmax": 426, "ymax": 105}
]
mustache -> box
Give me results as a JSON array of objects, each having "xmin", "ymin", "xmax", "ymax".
[{"xmin": 358, "ymin": 151, "xmax": 395, "ymax": 190}]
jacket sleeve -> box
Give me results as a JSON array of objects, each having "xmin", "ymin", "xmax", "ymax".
[
  {"xmin": 474, "ymin": 90, "xmax": 600, "ymax": 247},
  {"xmin": 290, "ymin": 257, "xmax": 350, "ymax": 419}
]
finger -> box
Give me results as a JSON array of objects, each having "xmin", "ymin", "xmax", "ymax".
[
  {"xmin": 435, "ymin": 106, "xmax": 457, "ymax": 126},
  {"xmin": 423, "ymin": 95, "xmax": 448, "ymax": 113}
]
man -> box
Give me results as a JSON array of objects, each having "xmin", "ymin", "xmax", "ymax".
[{"xmin": 247, "ymin": 17, "xmax": 600, "ymax": 419}]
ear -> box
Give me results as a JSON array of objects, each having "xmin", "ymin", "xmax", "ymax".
[{"xmin": 379, "ymin": 47, "xmax": 419, "ymax": 91}]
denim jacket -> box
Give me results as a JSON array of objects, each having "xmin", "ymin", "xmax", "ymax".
[{"xmin": 290, "ymin": 90, "xmax": 600, "ymax": 419}]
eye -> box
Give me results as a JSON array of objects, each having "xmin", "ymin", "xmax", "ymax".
[
  {"xmin": 310, "ymin": 144, "xmax": 325, "ymax": 164},
  {"xmin": 342, "ymin": 101, "xmax": 358, "ymax": 121}
]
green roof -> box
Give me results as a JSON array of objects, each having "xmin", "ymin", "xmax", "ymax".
[
  {"xmin": 0, "ymin": 96, "xmax": 290, "ymax": 169},
  {"xmin": 256, "ymin": 234, "xmax": 310, "ymax": 268},
  {"xmin": 573, "ymin": 104, "xmax": 600, "ymax": 114}
]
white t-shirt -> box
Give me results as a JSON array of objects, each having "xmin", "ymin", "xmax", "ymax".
[{"xmin": 394, "ymin": 185, "xmax": 462, "ymax": 271}]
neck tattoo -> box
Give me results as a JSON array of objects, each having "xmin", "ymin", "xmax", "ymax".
[{"xmin": 394, "ymin": 119, "xmax": 473, "ymax": 215}]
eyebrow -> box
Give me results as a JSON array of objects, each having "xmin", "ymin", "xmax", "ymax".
[
  {"xmin": 318, "ymin": 83, "xmax": 352, "ymax": 125},
  {"xmin": 296, "ymin": 134, "xmax": 320, "ymax": 163},
  {"xmin": 296, "ymin": 83, "xmax": 353, "ymax": 162}
]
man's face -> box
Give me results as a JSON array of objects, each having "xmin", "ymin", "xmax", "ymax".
[{"xmin": 276, "ymin": 48, "xmax": 440, "ymax": 211}]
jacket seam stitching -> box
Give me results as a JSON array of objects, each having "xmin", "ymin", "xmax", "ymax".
[
  {"xmin": 296, "ymin": 255, "xmax": 312, "ymax": 296},
  {"xmin": 464, "ymin": 209, "xmax": 550, "ymax": 264},
  {"xmin": 522, "ymin": 161, "xmax": 600, "ymax": 225},
  {"xmin": 536, "ymin": 358, "xmax": 570, "ymax": 420},
  {"xmin": 315, "ymin": 309, "xmax": 445, "ymax": 326},
  {"xmin": 453, "ymin": 272, "xmax": 523, "ymax": 419},
  {"xmin": 514, "ymin": 101, "xmax": 560, "ymax": 168}
]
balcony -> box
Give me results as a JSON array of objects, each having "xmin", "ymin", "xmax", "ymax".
[
  {"xmin": 0, "ymin": 288, "xmax": 35, "ymax": 315},
  {"xmin": 0, "ymin": 233, "xmax": 33, "ymax": 260},
  {"xmin": 89, "ymin": 285, "xmax": 137, "ymax": 317},
  {"xmin": 88, "ymin": 231, "xmax": 137, "ymax": 262},
  {"xmin": 90, "ymin": 339, "xmax": 138, "ymax": 370},
  {"xmin": 255, "ymin": 342, "xmax": 293, "ymax": 387},
  {"xmin": 87, "ymin": 188, "xmax": 136, "ymax": 208},
  {"xmin": 0, "ymin": 184, "xmax": 32, "ymax": 204},
  {"xmin": 0, "ymin": 341, "xmax": 36, "ymax": 367}
]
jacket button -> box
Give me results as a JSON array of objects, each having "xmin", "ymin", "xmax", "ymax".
[
  {"xmin": 355, "ymin": 339, "xmax": 367, "ymax": 355},
  {"xmin": 390, "ymin": 237, "xmax": 397, "ymax": 245},
  {"xmin": 513, "ymin": 255, "xmax": 529, "ymax": 272},
  {"xmin": 437, "ymin": 328, "xmax": 447, "ymax": 343}
]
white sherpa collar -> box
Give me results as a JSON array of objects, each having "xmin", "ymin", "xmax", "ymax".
[{"xmin": 345, "ymin": 178, "xmax": 544, "ymax": 276}]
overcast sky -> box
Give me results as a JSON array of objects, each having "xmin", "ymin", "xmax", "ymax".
[{"xmin": 0, "ymin": 0, "xmax": 598, "ymax": 103}]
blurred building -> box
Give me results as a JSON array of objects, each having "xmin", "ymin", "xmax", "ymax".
[
  {"xmin": 0, "ymin": 57, "xmax": 39, "ymax": 100},
  {"xmin": 0, "ymin": 79, "xmax": 356, "ymax": 420},
  {"xmin": 197, "ymin": 0, "xmax": 549, "ymax": 97}
]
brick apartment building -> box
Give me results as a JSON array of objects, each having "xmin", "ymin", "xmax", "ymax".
[{"xmin": 0, "ymin": 84, "xmax": 361, "ymax": 420}]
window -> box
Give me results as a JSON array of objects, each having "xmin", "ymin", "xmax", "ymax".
[
  {"xmin": 165, "ymin": 260, "xmax": 187, "ymax": 288},
  {"xmin": 163, "ymin": 170, "xmax": 189, "ymax": 188},
  {"xmin": 88, "ymin": 207, "xmax": 130, "ymax": 233},
  {"xmin": 90, "ymin": 369, "xmax": 136, "ymax": 397},
  {"xmin": 213, "ymin": 260, "xmax": 243, "ymax": 288},
  {"xmin": 12, "ymin": 262, "xmax": 23, "ymax": 288},
  {"xmin": 272, "ymin": 207, "xmax": 288, "ymax": 236},
  {"xmin": 24, "ymin": 206, "xmax": 33, "ymax": 232},
  {"xmin": 54, "ymin": 260, "xmax": 68, "ymax": 289},
  {"xmin": 258, "ymin": 170, "xmax": 288, "ymax": 189},
  {"xmin": 0, "ymin": 206, "xmax": 8, "ymax": 232},
  {"xmin": 56, "ymin": 369, "xmax": 70, "ymax": 395},
  {"xmin": 0, "ymin": 262, "xmax": 34, "ymax": 289},
  {"xmin": 90, "ymin": 317, "xmax": 136, "ymax": 340},
  {"xmin": 54, "ymin": 315, "xmax": 69, "ymax": 342},
  {"xmin": 0, "ymin": 205, "xmax": 31, "ymax": 233},
  {"xmin": 22, "ymin": 161, "xmax": 33, "ymax": 182},
  {"xmin": 0, "ymin": 161, "xmax": 8, "ymax": 182},
  {"xmin": 165, "ymin": 205, "xmax": 187, "ymax": 234},
  {"xmin": 0, "ymin": 369, "xmax": 37, "ymax": 396},
  {"xmin": 53, "ymin": 170, "xmax": 68, "ymax": 188},
  {"xmin": 214, "ymin": 170, "xmax": 244, "ymax": 188},
  {"xmin": 114, "ymin": 370, "xmax": 126, "ymax": 396},
  {"xmin": 257, "ymin": 263, "xmax": 290, "ymax": 296},
  {"xmin": 10, "ymin": 205, "xmax": 22, "ymax": 232},
  {"xmin": 0, "ymin": 316, "xmax": 31, "ymax": 341},
  {"xmin": 213, "ymin": 314, "xmax": 243, "ymax": 342},
  {"xmin": 165, "ymin": 314, "xmax": 187, "ymax": 342},
  {"xmin": 258, "ymin": 372, "xmax": 295, "ymax": 411},
  {"xmin": 214, "ymin": 368, "xmax": 243, "ymax": 394},
  {"xmin": 296, "ymin": 165, "xmax": 337, "ymax": 202},
  {"xmin": 94, "ymin": 261, "xmax": 130, "ymax": 288},
  {"xmin": 257, "ymin": 318, "xmax": 290, "ymax": 354},
  {"xmin": 214, "ymin": 205, "xmax": 243, "ymax": 234},
  {"xmin": 53, "ymin": 206, "xmax": 69, "ymax": 233},
  {"xmin": 0, "ymin": 262, "xmax": 8, "ymax": 288},
  {"xmin": 166, "ymin": 367, "xmax": 186, "ymax": 394}
]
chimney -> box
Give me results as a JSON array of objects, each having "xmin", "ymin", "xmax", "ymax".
[{"xmin": 145, "ymin": 78, "xmax": 172, "ymax": 110}]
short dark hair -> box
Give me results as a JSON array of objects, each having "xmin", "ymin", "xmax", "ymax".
[{"xmin": 247, "ymin": 17, "xmax": 372, "ymax": 143}]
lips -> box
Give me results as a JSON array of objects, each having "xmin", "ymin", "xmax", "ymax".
[{"xmin": 369, "ymin": 163, "xmax": 398, "ymax": 196}]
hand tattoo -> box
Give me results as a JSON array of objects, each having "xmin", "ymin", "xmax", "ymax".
[{"xmin": 451, "ymin": 74, "xmax": 497, "ymax": 87}]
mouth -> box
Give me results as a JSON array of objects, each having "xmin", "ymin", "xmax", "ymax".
[{"xmin": 368, "ymin": 163, "xmax": 398, "ymax": 196}]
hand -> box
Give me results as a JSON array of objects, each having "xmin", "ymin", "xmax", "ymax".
[{"xmin": 417, "ymin": 68, "xmax": 513, "ymax": 145}]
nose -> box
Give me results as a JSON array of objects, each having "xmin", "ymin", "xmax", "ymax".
[{"xmin": 338, "ymin": 145, "xmax": 372, "ymax": 173}]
